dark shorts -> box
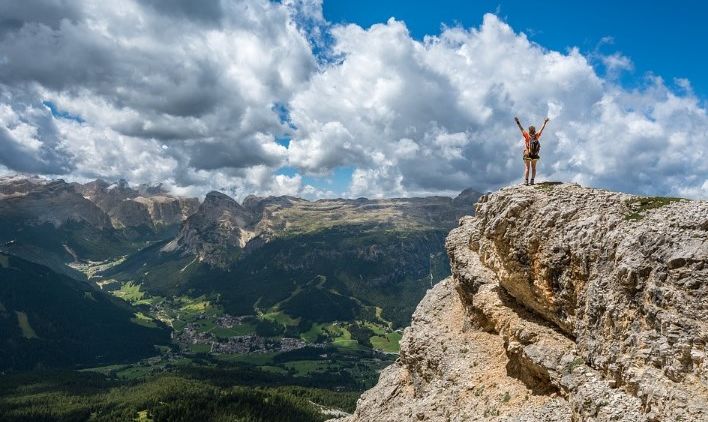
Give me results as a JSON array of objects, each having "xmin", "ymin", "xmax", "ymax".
[{"xmin": 523, "ymin": 153, "xmax": 540, "ymax": 162}]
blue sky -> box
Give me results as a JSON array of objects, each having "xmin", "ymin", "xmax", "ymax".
[{"xmin": 324, "ymin": 0, "xmax": 708, "ymax": 99}]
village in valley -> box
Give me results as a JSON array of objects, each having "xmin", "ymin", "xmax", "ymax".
[{"xmin": 174, "ymin": 316, "xmax": 316, "ymax": 355}]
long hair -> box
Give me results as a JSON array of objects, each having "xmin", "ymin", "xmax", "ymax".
[{"xmin": 528, "ymin": 126, "xmax": 537, "ymax": 137}]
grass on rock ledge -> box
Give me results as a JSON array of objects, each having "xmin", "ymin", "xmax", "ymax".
[{"xmin": 625, "ymin": 197, "xmax": 685, "ymax": 221}]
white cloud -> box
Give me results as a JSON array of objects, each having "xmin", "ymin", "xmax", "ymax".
[
  {"xmin": 602, "ymin": 52, "xmax": 633, "ymax": 73},
  {"xmin": 0, "ymin": 0, "xmax": 314, "ymax": 194},
  {"xmin": 0, "ymin": 3, "xmax": 706, "ymax": 199},
  {"xmin": 0, "ymin": 93, "xmax": 74, "ymax": 173},
  {"xmin": 289, "ymin": 13, "xmax": 708, "ymax": 198}
]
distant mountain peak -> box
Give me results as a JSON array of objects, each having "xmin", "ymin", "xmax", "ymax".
[
  {"xmin": 204, "ymin": 190, "xmax": 237, "ymax": 203},
  {"xmin": 452, "ymin": 187, "xmax": 483, "ymax": 208},
  {"xmin": 137, "ymin": 183, "xmax": 167, "ymax": 196},
  {"xmin": 200, "ymin": 191, "xmax": 251, "ymax": 220},
  {"xmin": 69, "ymin": 177, "xmax": 199, "ymax": 231},
  {"xmin": 161, "ymin": 187, "xmax": 484, "ymax": 269}
]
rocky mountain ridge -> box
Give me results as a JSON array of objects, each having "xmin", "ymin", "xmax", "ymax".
[
  {"xmin": 164, "ymin": 188, "xmax": 480, "ymax": 268},
  {"xmin": 338, "ymin": 183, "xmax": 707, "ymax": 421},
  {"xmin": 0, "ymin": 176, "xmax": 203, "ymax": 271},
  {"xmin": 0, "ymin": 176, "xmax": 484, "ymax": 321},
  {"xmin": 0, "ymin": 176, "xmax": 198, "ymax": 233},
  {"xmin": 0, "ymin": 176, "xmax": 112, "ymax": 230},
  {"xmin": 0, "ymin": 176, "xmax": 480, "ymax": 268},
  {"xmin": 72, "ymin": 178, "xmax": 199, "ymax": 231},
  {"xmin": 161, "ymin": 191, "xmax": 258, "ymax": 266}
]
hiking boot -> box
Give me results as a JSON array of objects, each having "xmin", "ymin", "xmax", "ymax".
[
  {"xmin": 524, "ymin": 179, "xmax": 529, "ymax": 186},
  {"xmin": 530, "ymin": 179, "xmax": 535, "ymax": 185}
]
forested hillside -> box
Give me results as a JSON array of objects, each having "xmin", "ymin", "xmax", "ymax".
[{"xmin": 0, "ymin": 253, "xmax": 170, "ymax": 371}]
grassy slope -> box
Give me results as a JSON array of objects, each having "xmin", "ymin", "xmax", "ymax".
[
  {"xmin": 105, "ymin": 223, "xmax": 450, "ymax": 329},
  {"xmin": 0, "ymin": 253, "xmax": 170, "ymax": 371}
]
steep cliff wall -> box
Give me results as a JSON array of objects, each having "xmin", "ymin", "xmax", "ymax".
[{"xmin": 338, "ymin": 183, "xmax": 707, "ymax": 421}]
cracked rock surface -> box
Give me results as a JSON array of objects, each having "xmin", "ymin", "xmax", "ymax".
[{"xmin": 334, "ymin": 183, "xmax": 707, "ymax": 421}]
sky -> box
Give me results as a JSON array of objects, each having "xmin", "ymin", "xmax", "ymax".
[
  {"xmin": 0, "ymin": 0, "xmax": 707, "ymax": 199},
  {"xmin": 325, "ymin": 1, "xmax": 708, "ymax": 98}
]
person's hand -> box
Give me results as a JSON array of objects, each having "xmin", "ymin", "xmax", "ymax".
[
  {"xmin": 514, "ymin": 116, "xmax": 520, "ymax": 122},
  {"xmin": 544, "ymin": 117, "xmax": 550, "ymax": 123}
]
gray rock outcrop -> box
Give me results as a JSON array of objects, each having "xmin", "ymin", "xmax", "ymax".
[
  {"xmin": 74, "ymin": 179, "xmax": 198, "ymax": 230},
  {"xmin": 0, "ymin": 177, "xmax": 111, "ymax": 229},
  {"xmin": 161, "ymin": 191, "xmax": 257, "ymax": 267},
  {"xmin": 164, "ymin": 191, "xmax": 483, "ymax": 269},
  {"xmin": 338, "ymin": 183, "xmax": 707, "ymax": 421}
]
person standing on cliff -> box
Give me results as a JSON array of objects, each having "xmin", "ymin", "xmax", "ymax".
[{"xmin": 514, "ymin": 116, "xmax": 550, "ymax": 185}]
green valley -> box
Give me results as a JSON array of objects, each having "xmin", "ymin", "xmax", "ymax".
[
  {"xmin": 0, "ymin": 176, "xmax": 480, "ymax": 420},
  {"xmin": 0, "ymin": 253, "xmax": 170, "ymax": 372}
]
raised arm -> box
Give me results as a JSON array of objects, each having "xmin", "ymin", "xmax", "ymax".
[
  {"xmin": 514, "ymin": 116, "xmax": 525, "ymax": 135},
  {"xmin": 538, "ymin": 117, "xmax": 550, "ymax": 137}
]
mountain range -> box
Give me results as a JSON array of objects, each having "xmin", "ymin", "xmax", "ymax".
[{"xmin": 0, "ymin": 175, "xmax": 481, "ymax": 371}]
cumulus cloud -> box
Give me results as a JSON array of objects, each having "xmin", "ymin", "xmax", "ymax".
[
  {"xmin": 601, "ymin": 52, "xmax": 633, "ymax": 74},
  {"xmin": 0, "ymin": 2, "xmax": 706, "ymax": 199},
  {"xmin": 290, "ymin": 15, "xmax": 605, "ymax": 195},
  {"xmin": 290, "ymin": 14, "xmax": 708, "ymax": 198},
  {"xmin": 0, "ymin": 1, "xmax": 82, "ymax": 34},
  {"xmin": 138, "ymin": 0, "xmax": 224, "ymax": 26},
  {"xmin": 0, "ymin": 0, "xmax": 314, "ymax": 195},
  {"xmin": 0, "ymin": 90, "xmax": 74, "ymax": 173}
]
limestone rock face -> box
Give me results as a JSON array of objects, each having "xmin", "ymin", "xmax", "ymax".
[
  {"xmin": 165, "ymin": 191, "xmax": 483, "ymax": 269},
  {"xmin": 338, "ymin": 183, "xmax": 707, "ymax": 421},
  {"xmin": 132, "ymin": 195, "xmax": 199, "ymax": 227},
  {"xmin": 109, "ymin": 198, "xmax": 154, "ymax": 229},
  {"xmin": 74, "ymin": 179, "xmax": 198, "ymax": 230},
  {"xmin": 162, "ymin": 191, "xmax": 257, "ymax": 267},
  {"xmin": 0, "ymin": 177, "xmax": 112, "ymax": 229},
  {"xmin": 75, "ymin": 179, "xmax": 135, "ymax": 215}
]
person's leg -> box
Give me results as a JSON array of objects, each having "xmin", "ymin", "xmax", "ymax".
[
  {"xmin": 530, "ymin": 161, "xmax": 537, "ymax": 184},
  {"xmin": 524, "ymin": 160, "xmax": 530, "ymax": 184}
]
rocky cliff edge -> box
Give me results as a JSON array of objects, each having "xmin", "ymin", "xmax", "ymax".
[{"xmin": 336, "ymin": 183, "xmax": 707, "ymax": 421}]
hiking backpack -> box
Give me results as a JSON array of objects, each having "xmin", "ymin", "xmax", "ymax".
[{"xmin": 529, "ymin": 135, "xmax": 541, "ymax": 157}]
